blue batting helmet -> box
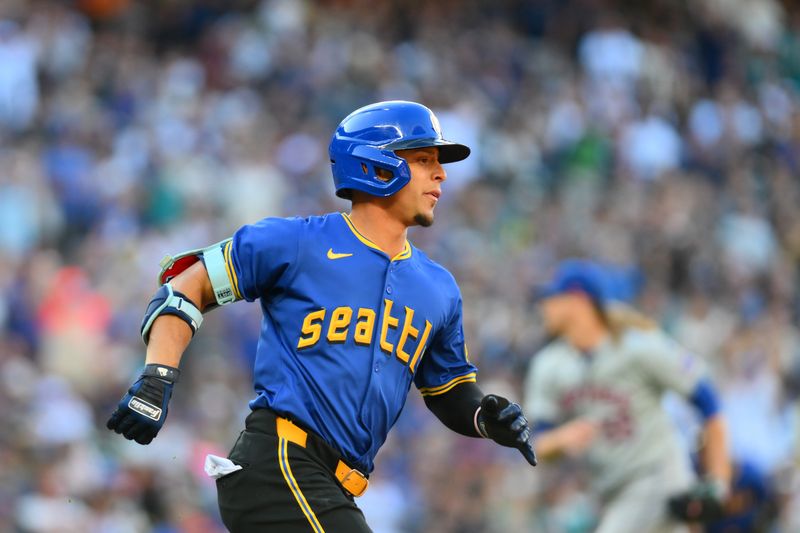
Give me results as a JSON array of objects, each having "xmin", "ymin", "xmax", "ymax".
[
  {"xmin": 329, "ymin": 101, "xmax": 471, "ymax": 198},
  {"xmin": 533, "ymin": 259, "xmax": 610, "ymax": 308}
]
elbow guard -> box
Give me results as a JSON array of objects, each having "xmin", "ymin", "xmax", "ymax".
[
  {"xmin": 141, "ymin": 283, "xmax": 204, "ymax": 344},
  {"xmin": 158, "ymin": 238, "xmax": 238, "ymax": 307}
]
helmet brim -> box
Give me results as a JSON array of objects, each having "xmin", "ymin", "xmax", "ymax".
[{"xmin": 384, "ymin": 138, "xmax": 471, "ymax": 163}]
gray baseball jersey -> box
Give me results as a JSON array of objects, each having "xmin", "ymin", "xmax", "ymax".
[{"xmin": 524, "ymin": 327, "xmax": 705, "ymax": 497}]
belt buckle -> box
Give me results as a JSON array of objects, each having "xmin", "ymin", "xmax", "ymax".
[{"xmin": 340, "ymin": 467, "xmax": 369, "ymax": 497}]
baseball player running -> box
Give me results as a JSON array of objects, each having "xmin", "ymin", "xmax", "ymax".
[
  {"xmin": 107, "ymin": 101, "xmax": 537, "ymax": 532},
  {"xmin": 524, "ymin": 260, "xmax": 731, "ymax": 533}
]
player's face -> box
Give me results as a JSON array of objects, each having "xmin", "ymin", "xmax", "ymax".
[
  {"xmin": 540, "ymin": 294, "xmax": 580, "ymax": 335},
  {"xmin": 392, "ymin": 147, "xmax": 446, "ymax": 227}
]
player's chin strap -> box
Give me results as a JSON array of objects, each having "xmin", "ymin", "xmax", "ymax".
[{"xmin": 141, "ymin": 283, "xmax": 204, "ymax": 344}]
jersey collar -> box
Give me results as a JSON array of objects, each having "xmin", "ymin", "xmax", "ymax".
[{"xmin": 340, "ymin": 213, "xmax": 412, "ymax": 261}]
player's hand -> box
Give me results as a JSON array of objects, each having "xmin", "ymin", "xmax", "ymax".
[
  {"xmin": 668, "ymin": 479, "xmax": 727, "ymax": 524},
  {"xmin": 106, "ymin": 364, "xmax": 179, "ymax": 445},
  {"xmin": 477, "ymin": 394, "xmax": 538, "ymax": 466},
  {"xmin": 557, "ymin": 418, "xmax": 598, "ymax": 456}
]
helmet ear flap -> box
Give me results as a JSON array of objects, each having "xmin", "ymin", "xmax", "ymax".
[
  {"xmin": 359, "ymin": 162, "xmax": 393, "ymax": 183},
  {"xmin": 330, "ymin": 145, "xmax": 411, "ymax": 198}
]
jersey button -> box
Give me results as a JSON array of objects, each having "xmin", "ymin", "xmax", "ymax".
[
  {"xmin": 374, "ymin": 363, "xmax": 380, "ymax": 373},
  {"xmin": 386, "ymin": 285, "xmax": 392, "ymax": 294}
]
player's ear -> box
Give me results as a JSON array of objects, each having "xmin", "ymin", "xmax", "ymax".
[{"xmin": 375, "ymin": 168, "xmax": 394, "ymax": 182}]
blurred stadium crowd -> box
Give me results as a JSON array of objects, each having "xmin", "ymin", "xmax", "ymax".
[{"xmin": 1, "ymin": 0, "xmax": 799, "ymax": 531}]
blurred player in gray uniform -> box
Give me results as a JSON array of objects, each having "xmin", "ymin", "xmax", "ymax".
[{"xmin": 524, "ymin": 260, "xmax": 731, "ymax": 533}]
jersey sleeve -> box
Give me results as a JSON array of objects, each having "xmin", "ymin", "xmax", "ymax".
[
  {"xmin": 635, "ymin": 331, "xmax": 708, "ymax": 399},
  {"xmin": 414, "ymin": 292, "xmax": 478, "ymax": 397},
  {"xmin": 224, "ymin": 216, "xmax": 302, "ymax": 302},
  {"xmin": 524, "ymin": 346, "xmax": 564, "ymax": 424}
]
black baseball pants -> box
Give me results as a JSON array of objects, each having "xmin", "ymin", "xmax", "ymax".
[{"xmin": 216, "ymin": 409, "xmax": 372, "ymax": 533}]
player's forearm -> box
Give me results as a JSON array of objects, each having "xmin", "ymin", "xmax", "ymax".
[
  {"xmin": 531, "ymin": 418, "xmax": 598, "ymax": 460},
  {"xmin": 144, "ymin": 261, "xmax": 216, "ymax": 368},
  {"xmin": 530, "ymin": 429, "xmax": 567, "ymax": 460},
  {"xmin": 145, "ymin": 316, "xmax": 194, "ymax": 368},
  {"xmin": 423, "ymin": 381, "xmax": 484, "ymax": 437},
  {"xmin": 701, "ymin": 415, "xmax": 732, "ymax": 487}
]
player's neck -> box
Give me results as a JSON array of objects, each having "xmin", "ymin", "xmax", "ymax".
[{"xmin": 347, "ymin": 203, "xmax": 408, "ymax": 259}]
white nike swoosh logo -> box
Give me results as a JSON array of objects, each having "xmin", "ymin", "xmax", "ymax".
[{"xmin": 327, "ymin": 248, "xmax": 353, "ymax": 260}]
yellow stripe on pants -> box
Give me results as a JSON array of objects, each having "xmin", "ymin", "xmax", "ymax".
[{"xmin": 278, "ymin": 436, "xmax": 326, "ymax": 533}]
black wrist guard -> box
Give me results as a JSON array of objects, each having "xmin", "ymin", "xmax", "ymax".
[{"xmin": 142, "ymin": 363, "xmax": 180, "ymax": 384}]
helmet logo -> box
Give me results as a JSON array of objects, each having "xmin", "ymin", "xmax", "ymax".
[{"xmin": 429, "ymin": 111, "xmax": 442, "ymax": 137}]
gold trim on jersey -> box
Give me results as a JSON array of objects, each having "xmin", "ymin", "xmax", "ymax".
[
  {"xmin": 418, "ymin": 372, "xmax": 477, "ymax": 397},
  {"xmin": 223, "ymin": 240, "xmax": 242, "ymax": 300},
  {"xmin": 341, "ymin": 213, "xmax": 412, "ymax": 261}
]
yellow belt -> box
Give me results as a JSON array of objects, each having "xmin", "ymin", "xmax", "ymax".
[{"xmin": 276, "ymin": 416, "xmax": 369, "ymax": 497}]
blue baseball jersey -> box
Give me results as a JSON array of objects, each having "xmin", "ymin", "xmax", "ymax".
[{"xmin": 222, "ymin": 212, "xmax": 477, "ymax": 472}]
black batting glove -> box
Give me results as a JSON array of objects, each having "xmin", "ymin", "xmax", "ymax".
[
  {"xmin": 668, "ymin": 479, "xmax": 727, "ymax": 524},
  {"xmin": 477, "ymin": 394, "xmax": 538, "ymax": 466},
  {"xmin": 106, "ymin": 364, "xmax": 179, "ymax": 445}
]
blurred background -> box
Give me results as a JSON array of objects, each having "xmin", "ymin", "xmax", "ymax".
[{"xmin": 1, "ymin": 0, "xmax": 799, "ymax": 531}]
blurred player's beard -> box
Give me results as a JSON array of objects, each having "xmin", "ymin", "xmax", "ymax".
[{"xmin": 414, "ymin": 212, "xmax": 434, "ymax": 227}]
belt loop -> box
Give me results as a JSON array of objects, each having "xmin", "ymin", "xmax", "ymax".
[{"xmin": 276, "ymin": 417, "xmax": 308, "ymax": 448}]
